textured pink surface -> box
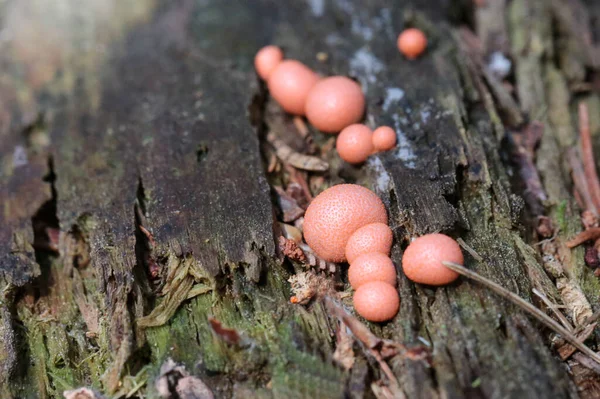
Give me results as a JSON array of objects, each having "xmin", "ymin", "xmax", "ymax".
[
  {"xmin": 402, "ymin": 233, "xmax": 462, "ymax": 285},
  {"xmin": 397, "ymin": 28, "xmax": 427, "ymax": 59},
  {"xmin": 348, "ymin": 252, "xmax": 397, "ymax": 289},
  {"xmin": 353, "ymin": 281, "xmax": 399, "ymax": 322},
  {"xmin": 254, "ymin": 45, "xmax": 283, "ymax": 80},
  {"xmin": 336, "ymin": 124, "xmax": 374, "ymax": 164},
  {"xmin": 372, "ymin": 126, "xmax": 397, "ymax": 152},
  {"xmin": 268, "ymin": 60, "xmax": 319, "ymax": 115},
  {"xmin": 303, "ymin": 184, "xmax": 387, "ymax": 262},
  {"xmin": 305, "ymin": 76, "xmax": 365, "ymax": 133},
  {"xmin": 345, "ymin": 222, "xmax": 393, "ymax": 264}
]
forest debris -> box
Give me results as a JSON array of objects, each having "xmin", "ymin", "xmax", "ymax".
[
  {"xmin": 509, "ymin": 122, "xmax": 547, "ymax": 215},
  {"xmin": 537, "ymin": 237, "xmax": 593, "ymax": 326},
  {"xmin": 333, "ymin": 322, "xmax": 355, "ymax": 371},
  {"xmin": 574, "ymin": 353, "xmax": 600, "ymax": 375},
  {"xmin": 138, "ymin": 256, "xmax": 214, "ymax": 327},
  {"xmin": 442, "ymin": 261, "xmax": 600, "ymax": 364},
  {"xmin": 139, "ymin": 225, "xmax": 155, "ymax": 247},
  {"xmin": 267, "ymin": 153, "xmax": 280, "ymax": 173},
  {"xmin": 286, "ymin": 182, "xmax": 310, "ymax": 209},
  {"xmin": 266, "ymin": 131, "xmax": 328, "ymax": 172},
  {"xmin": 567, "ymin": 228, "xmax": 600, "ymax": 248},
  {"xmin": 274, "ymin": 186, "xmax": 305, "ymax": 222},
  {"xmin": 532, "ymin": 288, "xmax": 572, "ymax": 331},
  {"xmin": 278, "ymin": 236, "xmax": 306, "ymax": 262},
  {"xmin": 63, "ymin": 387, "xmax": 105, "ymax": 399},
  {"xmin": 209, "ymin": 317, "xmax": 241, "ymax": 345},
  {"xmin": 558, "ymin": 322, "xmax": 597, "ymax": 360},
  {"xmin": 324, "ymin": 297, "xmax": 429, "ymax": 398},
  {"xmin": 536, "ymin": 216, "xmax": 554, "ymax": 239},
  {"xmin": 567, "ymin": 356, "xmax": 600, "ymax": 398},
  {"xmin": 578, "ymin": 103, "xmax": 600, "ymax": 213},
  {"xmin": 285, "ymin": 165, "xmax": 313, "ymax": 202},
  {"xmin": 298, "ymin": 243, "xmax": 338, "ymax": 274},
  {"xmin": 288, "ymin": 271, "xmax": 333, "ymax": 305},
  {"xmin": 585, "ymin": 246, "xmax": 600, "ymax": 269},
  {"xmin": 556, "ymin": 278, "xmax": 593, "ymax": 326},
  {"xmin": 176, "ymin": 376, "xmax": 215, "ymax": 399},
  {"xmin": 292, "ymin": 116, "xmax": 313, "ymax": 145},
  {"xmin": 569, "ymin": 149, "xmax": 598, "ymax": 217},
  {"xmin": 156, "ymin": 358, "xmax": 214, "ymax": 399},
  {"xmin": 278, "ymin": 223, "xmax": 303, "ymax": 243},
  {"xmin": 72, "ymin": 268, "xmax": 100, "ymax": 336}
]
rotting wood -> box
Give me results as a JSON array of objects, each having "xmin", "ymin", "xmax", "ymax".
[{"xmin": 1, "ymin": 0, "xmax": 600, "ymax": 398}]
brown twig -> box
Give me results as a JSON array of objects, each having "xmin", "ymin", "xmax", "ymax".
[
  {"xmin": 579, "ymin": 102, "xmax": 600, "ymax": 213},
  {"xmin": 509, "ymin": 122, "xmax": 547, "ymax": 216},
  {"xmin": 457, "ymin": 238, "xmax": 484, "ymax": 262},
  {"xmin": 558, "ymin": 322, "xmax": 597, "ymax": 360},
  {"xmin": 442, "ymin": 261, "xmax": 600, "ymax": 365},
  {"xmin": 324, "ymin": 297, "xmax": 418, "ymax": 398},
  {"xmin": 293, "ymin": 116, "xmax": 313, "ymax": 145},
  {"xmin": 566, "ymin": 228, "xmax": 600, "ymax": 248},
  {"xmin": 532, "ymin": 288, "xmax": 573, "ymax": 331},
  {"xmin": 568, "ymin": 148, "xmax": 598, "ymax": 217}
]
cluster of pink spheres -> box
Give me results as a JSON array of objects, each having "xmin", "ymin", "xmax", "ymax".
[
  {"xmin": 303, "ymin": 184, "xmax": 463, "ymax": 322},
  {"xmin": 255, "ymin": 28, "xmax": 429, "ymax": 165},
  {"xmin": 257, "ymin": 29, "xmax": 442, "ymax": 323}
]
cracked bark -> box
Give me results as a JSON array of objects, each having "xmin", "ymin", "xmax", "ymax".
[{"xmin": 1, "ymin": 0, "xmax": 600, "ymax": 398}]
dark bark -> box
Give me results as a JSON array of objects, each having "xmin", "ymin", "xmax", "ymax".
[{"xmin": 1, "ymin": 0, "xmax": 599, "ymax": 398}]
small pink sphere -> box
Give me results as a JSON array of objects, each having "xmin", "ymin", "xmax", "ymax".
[
  {"xmin": 402, "ymin": 234, "xmax": 463, "ymax": 286},
  {"xmin": 345, "ymin": 223, "xmax": 393, "ymax": 264},
  {"xmin": 336, "ymin": 124, "xmax": 374, "ymax": 164},
  {"xmin": 353, "ymin": 281, "xmax": 399, "ymax": 322},
  {"xmin": 254, "ymin": 45, "xmax": 284, "ymax": 80},
  {"xmin": 268, "ymin": 60, "xmax": 320, "ymax": 115},
  {"xmin": 397, "ymin": 28, "xmax": 427, "ymax": 60},
  {"xmin": 348, "ymin": 252, "xmax": 397, "ymax": 289},
  {"xmin": 305, "ymin": 76, "xmax": 365, "ymax": 133},
  {"xmin": 372, "ymin": 126, "xmax": 397, "ymax": 152}
]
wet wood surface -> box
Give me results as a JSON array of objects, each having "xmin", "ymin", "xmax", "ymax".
[{"xmin": 1, "ymin": 0, "xmax": 600, "ymax": 398}]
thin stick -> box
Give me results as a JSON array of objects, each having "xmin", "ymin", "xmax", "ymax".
[
  {"xmin": 579, "ymin": 102, "xmax": 600, "ymax": 213},
  {"xmin": 532, "ymin": 288, "xmax": 573, "ymax": 331},
  {"xmin": 442, "ymin": 261, "xmax": 600, "ymax": 365},
  {"xmin": 566, "ymin": 227, "xmax": 600, "ymax": 248},
  {"xmin": 569, "ymin": 147, "xmax": 598, "ymax": 216},
  {"xmin": 293, "ymin": 116, "xmax": 310, "ymax": 139},
  {"xmin": 457, "ymin": 238, "xmax": 484, "ymax": 262}
]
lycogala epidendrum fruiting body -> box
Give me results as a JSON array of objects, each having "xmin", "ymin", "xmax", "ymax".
[
  {"xmin": 402, "ymin": 233, "xmax": 463, "ymax": 285},
  {"xmin": 353, "ymin": 281, "xmax": 399, "ymax": 322},
  {"xmin": 268, "ymin": 60, "xmax": 319, "ymax": 115},
  {"xmin": 372, "ymin": 126, "xmax": 397, "ymax": 152},
  {"xmin": 348, "ymin": 252, "xmax": 397, "ymax": 289},
  {"xmin": 336, "ymin": 124, "xmax": 374, "ymax": 164},
  {"xmin": 303, "ymin": 184, "xmax": 387, "ymax": 262},
  {"xmin": 254, "ymin": 45, "xmax": 284, "ymax": 80},
  {"xmin": 345, "ymin": 222, "xmax": 393, "ymax": 264},
  {"xmin": 397, "ymin": 28, "xmax": 427, "ymax": 60},
  {"xmin": 305, "ymin": 76, "xmax": 365, "ymax": 133}
]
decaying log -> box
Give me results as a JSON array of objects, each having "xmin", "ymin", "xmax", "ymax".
[{"xmin": 2, "ymin": 0, "xmax": 600, "ymax": 398}]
